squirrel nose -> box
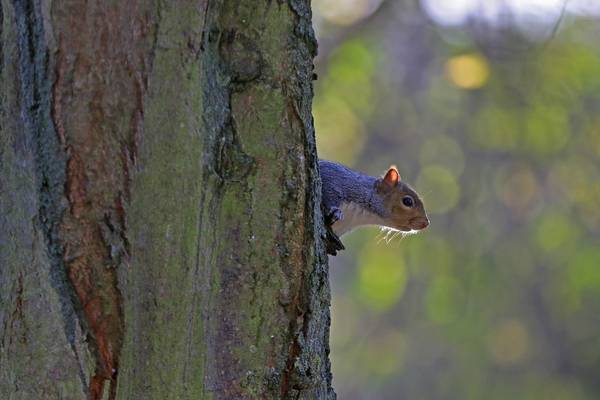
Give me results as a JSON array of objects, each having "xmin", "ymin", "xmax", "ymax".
[{"xmin": 411, "ymin": 217, "xmax": 429, "ymax": 230}]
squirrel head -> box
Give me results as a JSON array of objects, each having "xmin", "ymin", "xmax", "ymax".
[{"xmin": 375, "ymin": 166, "xmax": 429, "ymax": 232}]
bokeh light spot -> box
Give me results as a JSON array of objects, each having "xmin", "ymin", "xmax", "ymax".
[
  {"xmin": 356, "ymin": 244, "xmax": 408, "ymax": 311},
  {"xmin": 554, "ymin": 245, "xmax": 600, "ymax": 312},
  {"xmin": 535, "ymin": 213, "xmax": 581, "ymax": 254},
  {"xmin": 567, "ymin": 246, "xmax": 600, "ymax": 295},
  {"xmin": 421, "ymin": 0, "xmax": 477, "ymax": 26},
  {"xmin": 471, "ymin": 106, "xmax": 519, "ymax": 151},
  {"xmin": 328, "ymin": 41, "xmax": 376, "ymax": 84},
  {"xmin": 548, "ymin": 158, "xmax": 600, "ymax": 229},
  {"xmin": 445, "ymin": 53, "xmax": 490, "ymax": 89},
  {"xmin": 523, "ymin": 105, "xmax": 569, "ymax": 155},
  {"xmin": 416, "ymin": 166, "xmax": 460, "ymax": 214},
  {"xmin": 314, "ymin": 0, "xmax": 384, "ymax": 26},
  {"xmin": 419, "ymin": 134, "xmax": 466, "ymax": 177},
  {"xmin": 315, "ymin": 39, "xmax": 379, "ymax": 164},
  {"xmin": 426, "ymin": 274, "xmax": 466, "ymax": 324},
  {"xmin": 495, "ymin": 164, "xmax": 539, "ymax": 213},
  {"xmin": 314, "ymin": 95, "xmax": 366, "ymax": 164},
  {"xmin": 406, "ymin": 236, "xmax": 455, "ymax": 276},
  {"xmin": 487, "ymin": 319, "xmax": 530, "ymax": 366}
]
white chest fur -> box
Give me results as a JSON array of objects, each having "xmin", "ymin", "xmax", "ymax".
[{"xmin": 332, "ymin": 202, "xmax": 386, "ymax": 236}]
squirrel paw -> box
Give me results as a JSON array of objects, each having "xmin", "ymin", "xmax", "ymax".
[
  {"xmin": 325, "ymin": 224, "xmax": 345, "ymax": 256},
  {"xmin": 326, "ymin": 206, "xmax": 344, "ymax": 225}
]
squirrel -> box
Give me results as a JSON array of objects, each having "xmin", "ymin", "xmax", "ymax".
[{"xmin": 320, "ymin": 160, "xmax": 429, "ymax": 255}]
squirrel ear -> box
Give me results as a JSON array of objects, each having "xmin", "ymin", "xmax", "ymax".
[{"xmin": 382, "ymin": 166, "xmax": 401, "ymax": 187}]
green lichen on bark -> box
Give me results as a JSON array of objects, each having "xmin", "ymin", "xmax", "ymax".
[
  {"xmin": 116, "ymin": 1, "xmax": 207, "ymax": 398},
  {"xmin": 196, "ymin": 1, "xmax": 333, "ymax": 398},
  {"xmin": 1, "ymin": 0, "xmax": 333, "ymax": 399}
]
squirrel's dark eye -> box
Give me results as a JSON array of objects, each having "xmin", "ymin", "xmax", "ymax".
[{"xmin": 402, "ymin": 196, "xmax": 414, "ymax": 208}]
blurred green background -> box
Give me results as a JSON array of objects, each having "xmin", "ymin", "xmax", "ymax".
[{"xmin": 312, "ymin": 1, "xmax": 600, "ymax": 399}]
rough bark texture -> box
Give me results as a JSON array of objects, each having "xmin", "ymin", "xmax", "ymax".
[{"xmin": 0, "ymin": 1, "xmax": 334, "ymax": 399}]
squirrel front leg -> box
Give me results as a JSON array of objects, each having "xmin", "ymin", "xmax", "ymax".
[
  {"xmin": 325, "ymin": 225, "xmax": 345, "ymax": 255},
  {"xmin": 325, "ymin": 205, "xmax": 344, "ymax": 226},
  {"xmin": 322, "ymin": 189, "xmax": 344, "ymax": 225},
  {"xmin": 320, "ymin": 173, "xmax": 346, "ymax": 255},
  {"xmin": 321, "ymin": 201, "xmax": 345, "ymax": 255}
]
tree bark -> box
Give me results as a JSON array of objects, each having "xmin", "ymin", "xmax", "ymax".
[{"xmin": 0, "ymin": 1, "xmax": 334, "ymax": 399}]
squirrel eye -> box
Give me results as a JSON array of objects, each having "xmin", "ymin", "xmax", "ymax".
[{"xmin": 402, "ymin": 196, "xmax": 414, "ymax": 208}]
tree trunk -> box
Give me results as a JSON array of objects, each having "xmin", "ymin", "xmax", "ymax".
[{"xmin": 0, "ymin": 1, "xmax": 334, "ymax": 399}]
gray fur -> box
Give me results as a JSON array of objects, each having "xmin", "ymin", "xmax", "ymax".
[{"xmin": 319, "ymin": 160, "xmax": 388, "ymax": 219}]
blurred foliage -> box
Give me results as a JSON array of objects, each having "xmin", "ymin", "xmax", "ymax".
[
  {"xmin": 313, "ymin": 0, "xmax": 600, "ymax": 399},
  {"xmin": 314, "ymin": 39, "xmax": 380, "ymax": 164}
]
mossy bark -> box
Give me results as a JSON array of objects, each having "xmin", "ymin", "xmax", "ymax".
[{"xmin": 0, "ymin": 1, "xmax": 334, "ymax": 399}]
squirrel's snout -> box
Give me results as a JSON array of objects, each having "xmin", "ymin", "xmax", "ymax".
[{"xmin": 410, "ymin": 217, "xmax": 429, "ymax": 230}]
